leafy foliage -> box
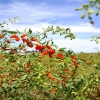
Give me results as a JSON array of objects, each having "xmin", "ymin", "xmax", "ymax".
[
  {"xmin": 75, "ymin": 0, "xmax": 100, "ymax": 44},
  {"xmin": 0, "ymin": 18, "xmax": 100, "ymax": 99}
]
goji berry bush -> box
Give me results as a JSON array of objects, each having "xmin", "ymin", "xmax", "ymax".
[{"xmin": 0, "ymin": 18, "xmax": 100, "ymax": 100}]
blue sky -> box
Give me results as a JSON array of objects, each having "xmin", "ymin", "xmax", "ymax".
[{"xmin": 0, "ymin": 0, "xmax": 100, "ymax": 52}]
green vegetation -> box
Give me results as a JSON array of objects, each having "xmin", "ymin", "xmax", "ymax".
[
  {"xmin": 0, "ymin": 0, "xmax": 100, "ymax": 99},
  {"xmin": 0, "ymin": 51, "xmax": 100, "ymax": 99}
]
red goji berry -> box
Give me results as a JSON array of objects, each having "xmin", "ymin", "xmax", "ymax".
[
  {"xmin": 46, "ymin": 45, "xmax": 51, "ymax": 49},
  {"xmin": 1, "ymin": 46, "xmax": 6, "ymax": 50},
  {"xmin": 27, "ymin": 43, "xmax": 33, "ymax": 48},
  {"xmin": 35, "ymin": 45, "xmax": 44, "ymax": 52},
  {"xmin": 42, "ymin": 50, "xmax": 48, "ymax": 55},
  {"xmin": 49, "ymin": 49, "xmax": 55, "ymax": 54},
  {"xmin": 73, "ymin": 61, "xmax": 78, "ymax": 67},
  {"xmin": 0, "ymin": 84, "xmax": 2, "ymax": 87},
  {"xmin": 7, "ymin": 81, "xmax": 10, "ymax": 85},
  {"xmin": 0, "ymin": 34, "xmax": 4, "ymax": 38},
  {"xmin": 56, "ymin": 53, "xmax": 64, "ymax": 59},
  {"xmin": 46, "ymin": 72, "xmax": 51, "ymax": 77},
  {"xmin": 15, "ymin": 37, "xmax": 20, "ymax": 41},
  {"xmin": 71, "ymin": 55, "xmax": 76, "ymax": 60},
  {"xmin": 51, "ymin": 77, "xmax": 56, "ymax": 81}
]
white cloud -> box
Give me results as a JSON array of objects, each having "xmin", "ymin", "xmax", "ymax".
[
  {"xmin": 4, "ymin": 23, "xmax": 52, "ymax": 32},
  {"xmin": 58, "ymin": 23, "xmax": 100, "ymax": 33},
  {"xmin": 4, "ymin": 22, "xmax": 100, "ymax": 34},
  {"xmin": 53, "ymin": 38, "xmax": 100, "ymax": 53}
]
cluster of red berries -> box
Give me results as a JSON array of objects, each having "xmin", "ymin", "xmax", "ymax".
[{"xmin": 71, "ymin": 55, "xmax": 78, "ymax": 67}]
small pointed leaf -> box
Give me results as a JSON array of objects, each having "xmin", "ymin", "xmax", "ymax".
[
  {"xmin": 83, "ymin": 4, "xmax": 89, "ymax": 8},
  {"xmin": 81, "ymin": 13, "xmax": 86, "ymax": 19},
  {"xmin": 88, "ymin": 15, "xmax": 92, "ymax": 20},
  {"xmin": 75, "ymin": 8, "xmax": 83, "ymax": 11},
  {"xmin": 96, "ymin": 10, "xmax": 99, "ymax": 16},
  {"xmin": 90, "ymin": 0, "xmax": 95, "ymax": 2}
]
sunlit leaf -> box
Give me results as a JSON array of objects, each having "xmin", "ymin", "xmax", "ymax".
[
  {"xmin": 88, "ymin": 9, "xmax": 94, "ymax": 14},
  {"xmin": 2, "ymin": 30, "xmax": 18, "ymax": 34},
  {"xmin": 83, "ymin": 4, "xmax": 89, "ymax": 8},
  {"xmin": 81, "ymin": 13, "xmax": 86, "ymax": 19},
  {"xmin": 75, "ymin": 8, "xmax": 83, "ymax": 11}
]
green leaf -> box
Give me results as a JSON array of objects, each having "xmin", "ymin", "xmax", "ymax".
[
  {"xmin": 66, "ymin": 28, "xmax": 70, "ymax": 31},
  {"xmin": 90, "ymin": 0, "xmax": 95, "ymax": 2},
  {"xmin": 95, "ymin": 40, "xmax": 99, "ymax": 44},
  {"xmin": 81, "ymin": 13, "xmax": 86, "ymax": 19},
  {"xmin": 58, "ymin": 48, "xmax": 66, "ymax": 52},
  {"xmin": 88, "ymin": 9, "xmax": 94, "ymax": 14},
  {"xmin": 51, "ymin": 25, "xmax": 54, "ymax": 30},
  {"xmin": 98, "ymin": 0, "xmax": 100, "ymax": 3},
  {"xmin": 60, "ymin": 31, "xmax": 63, "ymax": 35},
  {"xmin": 83, "ymin": 4, "xmax": 89, "ymax": 8},
  {"xmin": 2, "ymin": 30, "xmax": 17, "ymax": 34},
  {"xmin": 75, "ymin": 8, "xmax": 83, "ymax": 11},
  {"xmin": 46, "ymin": 26, "xmax": 51, "ymax": 31},
  {"xmin": 64, "ymin": 35, "xmax": 68, "ymax": 38},
  {"xmin": 96, "ymin": 10, "xmax": 99, "ymax": 16},
  {"xmin": 51, "ymin": 44, "xmax": 58, "ymax": 49},
  {"xmin": 29, "ymin": 28, "xmax": 32, "ymax": 34},
  {"xmin": 52, "ymin": 30, "xmax": 55, "ymax": 34},
  {"xmin": 88, "ymin": 15, "xmax": 92, "ymax": 20},
  {"xmin": 20, "ymin": 75, "xmax": 27, "ymax": 80},
  {"xmin": 44, "ymin": 31, "xmax": 47, "ymax": 38}
]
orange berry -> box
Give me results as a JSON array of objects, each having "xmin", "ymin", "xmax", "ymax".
[
  {"xmin": 21, "ymin": 33, "xmax": 26, "ymax": 38},
  {"xmin": 0, "ymin": 84, "xmax": 2, "ymax": 87},
  {"xmin": 50, "ymin": 88, "xmax": 57, "ymax": 93},
  {"xmin": 0, "ymin": 34, "xmax": 4, "ymax": 38},
  {"xmin": 87, "ymin": 62, "xmax": 91, "ymax": 65},
  {"xmin": 7, "ymin": 81, "xmax": 10, "ymax": 85},
  {"xmin": 31, "ymin": 37, "xmax": 37, "ymax": 41},
  {"xmin": 51, "ymin": 77, "xmax": 56, "ymax": 81},
  {"xmin": 15, "ymin": 37, "xmax": 20, "ymax": 41}
]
